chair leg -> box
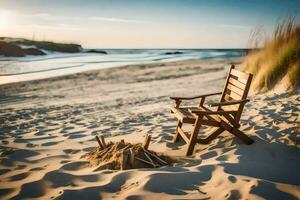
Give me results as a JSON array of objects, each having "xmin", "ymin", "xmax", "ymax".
[
  {"xmin": 220, "ymin": 121, "xmax": 254, "ymax": 145},
  {"xmin": 232, "ymin": 128, "xmax": 254, "ymax": 145},
  {"xmin": 173, "ymin": 120, "xmax": 182, "ymax": 143},
  {"xmin": 186, "ymin": 117, "xmax": 202, "ymax": 156}
]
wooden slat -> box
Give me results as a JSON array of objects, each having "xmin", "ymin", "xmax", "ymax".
[
  {"xmin": 229, "ymin": 90, "xmax": 242, "ymax": 100},
  {"xmin": 200, "ymin": 120, "xmax": 220, "ymax": 127},
  {"xmin": 178, "ymin": 127, "xmax": 190, "ymax": 144},
  {"xmin": 230, "ymin": 74, "xmax": 248, "ymax": 84},
  {"xmin": 224, "ymin": 94, "xmax": 232, "ymax": 101},
  {"xmin": 234, "ymin": 73, "xmax": 253, "ymax": 122},
  {"xmin": 231, "ymin": 69, "xmax": 249, "ymax": 80},
  {"xmin": 237, "ymin": 77, "xmax": 248, "ymax": 84},
  {"xmin": 170, "ymin": 107, "xmax": 195, "ymax": 123},
  {"xmin": 225, "ymin": 89, "xmax": 242, "ymax": 99},
  {"xmin": 224, "ymin": 92, "xmax": 239, "ymax": 101},
  {"xmin": 227, "ymin": 83, "xmax": 244, "ymax": 96},
  {"xmin": 226, "ymin": 89, "xmax": 242, "ymax": 99},
  {"xmin": 228, "ymin": 77, "xmax": 246, "ymax": 90},
  {"xmin": 203, "ymin": 113, "xmax": 221, "ymax": 121},
  {"xmin": 221, "ymin": 105, "xmax": 239, "ymax": 111}
]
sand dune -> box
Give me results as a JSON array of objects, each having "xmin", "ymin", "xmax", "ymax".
[{"xmin": 0, "ymin": 60, "xmax": 299, "ymax": 199}]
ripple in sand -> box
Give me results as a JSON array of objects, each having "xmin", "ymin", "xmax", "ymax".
[
  {"xmin": 68, "ymin": 134, "xmax": 86, "ymax": 139},
  {"xmin": 30, "ymin": 167, "xmax": 44, "ymax": 171},
  {"xmin": 0, "ymin": 168, "xmax": 11, "ymax": 175},
  {"xmin": 41, "ymin": 141, "xmax": 59, "ymax": 146},
  {"xmin": 61, "ymin": 161, "xmax": 89, "ymax": 171},
  {"xmin": 0, "ymin": 188, "xmax": 15, "ymax": 198},
  {"xmin": 63, "ymin": 149, "xmax": 81, "ymax": 154},
  {"xmin": 9, "ymin": 172, "xmax": 30, "ymax": 181},
  {"xmin": 14, "ymin": 180, "xmax": 48, "ymax": 199}
]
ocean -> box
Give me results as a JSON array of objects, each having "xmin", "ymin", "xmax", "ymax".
[{"xmin": 0, "ymin": 49, "xmax": 247, "ymax": 85}]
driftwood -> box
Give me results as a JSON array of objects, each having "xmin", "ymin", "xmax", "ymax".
[
  {"xmin": 120, "ymin": 150, "xmax": 129, "ymax": 170},
  {"xmin": 135, "ymin": 156, "xmax": 155, "ymax": 166},
  {"xmin": 83, "ymin": 135, "xmax": 172, "ymax": 170},
  {"xmin": 96, "ymin": 136, "xmax": 104, "ymax": 149},
  {"xmin": 129, "ymin": 148, "xmax": 135, "ymax": 167},
  {"xmin": 100, "ymin": 136, "xmax": 106, "ymax": 148},
  {"xmin": 143, "ymin": 134, "xmax": 151, "ymax": 150},
  {"xmin": 146, "ymin": 150, "xmax": 168, "ymax": 165},
  {"xmin": 144, "ymin": 151, "xmax": 155, "ymax": 167}
]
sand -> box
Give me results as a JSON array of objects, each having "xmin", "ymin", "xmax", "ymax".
[{"xmin": 0, "ymin": 59, "xmax": 299, "ymax": 200}]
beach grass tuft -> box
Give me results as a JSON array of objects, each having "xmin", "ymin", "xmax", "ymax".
[{"xmin": 243, "ymin": 17, "xmax": 300, "ymax": 92}]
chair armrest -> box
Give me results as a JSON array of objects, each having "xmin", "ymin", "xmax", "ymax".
[
  {"xmin": 170, "ymin": 92, "xmax": 222, "ymax": 101},
  {"xmin": 188, "ymin": 108, "xmax": 237, "ymax": 115},
  {"xmin": 209, "ymin": 99, "xmax": 250, "ymax": 107}
]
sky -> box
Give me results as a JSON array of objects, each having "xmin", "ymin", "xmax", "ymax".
[{"xmin": 0, "ymin": 0, "xmax": 299, "ymax": 48}]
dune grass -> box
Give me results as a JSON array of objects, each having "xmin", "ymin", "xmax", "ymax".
[{"xmin": 243, "ymin": 17, "xmax": 300, "ymax": 92}]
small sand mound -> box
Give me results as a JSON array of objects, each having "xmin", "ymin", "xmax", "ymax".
[{"xmin": 83, "ymin": 140, "xmax": 172, "ymax": 170}]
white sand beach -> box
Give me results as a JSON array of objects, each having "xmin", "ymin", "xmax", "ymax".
[{"xmin": 0, "ymin": 59, "xmax": 299, "ymax": 200}]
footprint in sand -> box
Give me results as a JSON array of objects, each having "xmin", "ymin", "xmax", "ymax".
[
  {"xmin": 226, "ymin": 190, "xmax": 241, "ymax": 200},
  {"xmin": 228, "ymin": 175, "xmax": 237, "ymax": 183}
]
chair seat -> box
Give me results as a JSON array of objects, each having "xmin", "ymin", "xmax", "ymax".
[
  {"xmin": 170, "ymin": 107, "xmax": 196, "ymax": 123},
  {"xmin": 170, "ymin": 106, "xmax": 221, "ymax": 124}
]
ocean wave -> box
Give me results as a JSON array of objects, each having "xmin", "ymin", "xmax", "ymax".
[{"xmin": 0, "ymin": 49, "xmax": 247, "ymax": 82}]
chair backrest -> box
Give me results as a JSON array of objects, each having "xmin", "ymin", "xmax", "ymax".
[{"xmin": 218, "ymin": 65, "xmax": 253, "ymax": 122}]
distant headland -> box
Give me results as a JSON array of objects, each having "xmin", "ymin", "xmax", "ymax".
[{"xmin": 0, "ymin": 37, "xmax": 107, "ymax": 57}]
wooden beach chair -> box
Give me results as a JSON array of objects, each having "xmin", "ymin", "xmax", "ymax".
[{"xmin": 170, "ymin": 65, "xmax": 254, "ymax": 156}]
